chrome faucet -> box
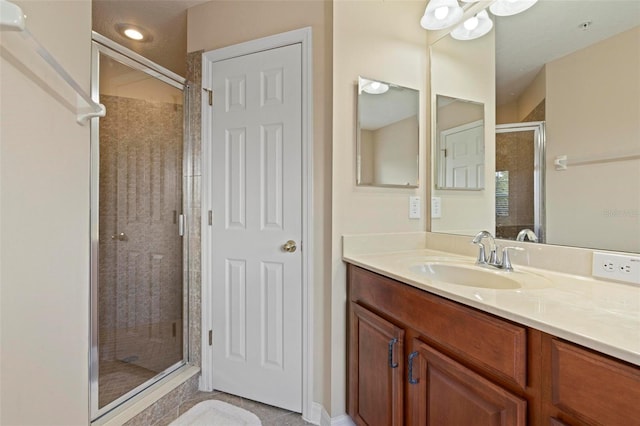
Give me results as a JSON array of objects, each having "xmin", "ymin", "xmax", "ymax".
[
  {"xmin": 472, "ymin": 230, "xmax": 497, "ymax": 265},
  {"xmin": 516, "ymin": 228, "xmax": 538, "ymax": 243},
  {"xmin": 472, "ymin": 230, "xmax": 524, "ymax": 272}
]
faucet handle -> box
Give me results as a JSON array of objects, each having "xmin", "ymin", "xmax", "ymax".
[
  {"xmin": 489, "ymin": 244, "xmax": 500, "ymax": 265},
  {"xmin": 501, "ymin": 246, "xmax": 525, "ymax": 271}
]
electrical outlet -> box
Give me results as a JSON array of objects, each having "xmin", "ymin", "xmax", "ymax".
[{"xmin": 592, "ymin": 252, "xmax": 640, "ymax": 285}]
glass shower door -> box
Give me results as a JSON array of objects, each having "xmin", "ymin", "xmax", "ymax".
[
  {"xmin": 495, "ymin": 121, "xmax": 546, "ymax": 242},
  {"xmin": 91, "ymin": 40, "xmax": 187, "ymax": 418}
]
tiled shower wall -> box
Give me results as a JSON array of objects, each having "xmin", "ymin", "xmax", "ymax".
[
  {"xmin": 186, "ymin": 51, "xmax": 203, "ymax": 368},
  {"xmin": 98, "ymin": 94, "xmax": 184, "ymax": 374}
]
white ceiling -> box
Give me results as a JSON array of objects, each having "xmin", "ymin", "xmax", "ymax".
[
  {"xmin": 92, "ymin": 1, "xmax": 639, "ymax": 103},
  {"xmin": 495, "ymin": 0, "xmax": 640, "ymax": 106},
  {"xmin": 92, "ymin": 0, "xmax": 207, "ymax": 76}
]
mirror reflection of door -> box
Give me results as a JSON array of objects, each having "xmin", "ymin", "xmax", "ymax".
[
  {"xmin": 495, "ymin": 121, "xmax": 546, "ymax": 243},
  {"xmin": 440, "ymin": 120, "xmax": 485, "ymax": 189},
  {"xmin": 96, "ymin": 49, "xmax": 185, "ymax": 410},
  {"xmin": 435, "ymin": 95, "xmax": 485, "ymax": 190}
]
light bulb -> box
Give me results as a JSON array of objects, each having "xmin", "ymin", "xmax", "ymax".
[
  {"xmin": 370, "ymin": 82, "xmax": 380, "ymax": 90},
  {"xmin": 451, "ymin": 9, "xmax": 493, "ymax": 40},
  {"xmin": 124, "ymin": 28, "xmax": 144, "ymax": 40},
  {"xmin": 464, "ymin": 16, "xmax": 479, "ymax": 30},
  {"xmin": 434, "ymin": 6, "xmax": 449, "ymax": 20}
]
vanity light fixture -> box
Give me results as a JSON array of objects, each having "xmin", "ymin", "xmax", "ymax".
[
  {"xmin": 451, "ymin": 10, "xmax": 494, "ymax": 40},
  {"xmin": 489, "ymin": 0, "xmax": 538, "ymax": 17},
  {"xmin": 420, "ymin": 0, "xmax": 464, "ymax": 30},
  {"xmin": 421, "ymin": 0, "xmax": 538, "ymax": 40},
  {"xmin": 360, "ymin": 79, "xmax": 389, "ymax": 95}
]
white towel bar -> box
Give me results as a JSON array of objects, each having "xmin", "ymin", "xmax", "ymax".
[
  {"xmin": 0, "ymin": 0, "xmax": 105, "ymax": 124},
  {"xmin": 554, "ymin": 151, "xmax": 640, "ymax": 171}
]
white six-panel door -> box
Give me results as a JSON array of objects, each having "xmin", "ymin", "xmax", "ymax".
[
  {"xmin": 441, "ymin": 120, "xmax": 485, "ymax": 189},
  {"xmin": 207, "ymin": 43, "xmax": 303, "ymax": 412}
]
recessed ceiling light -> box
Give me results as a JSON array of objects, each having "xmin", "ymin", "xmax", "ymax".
[
  {"xmin": 115, "ymin": 23, "xmax": 152, "ymax": 42},
  {"xmin": 124, "ymin": 28, "xmax": 144, "ymax": 40}
]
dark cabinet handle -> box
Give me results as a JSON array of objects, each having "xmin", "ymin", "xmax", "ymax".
[
  {"xmin": 388, "ymin": 338, "xmax": 398, "ymax": 368},
  {"xmin": 408, "ymin": 351, "xmax": 419, "ymax": 384}
]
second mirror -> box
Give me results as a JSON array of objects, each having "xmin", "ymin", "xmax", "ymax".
[{"xmin": 357, "ymin": 77, "xmax": 419, "ymax": 188}]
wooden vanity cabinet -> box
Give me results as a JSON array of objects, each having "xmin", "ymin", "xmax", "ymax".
[
  {"xmin": 348, "ymin": 265, "xmax": 531, "ymax": 426},
  {"xmin": 347, "ymin": 264, "xmax": 640, "ymax": 426}
]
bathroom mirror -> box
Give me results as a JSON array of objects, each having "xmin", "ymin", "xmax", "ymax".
[
  {"xmin": 435, "ymin": 95, "xmax": 485, "ymax": 190},
  {"xmin": 429, "ymin": 1, "xmax": 640, "ymax": 253},
  {"xmin": 357, "ymin": 76, "xmax": 419, "ymax": 187}
]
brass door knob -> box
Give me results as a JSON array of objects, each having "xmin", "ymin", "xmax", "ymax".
[{"xmin": 282, "ymin": 240, "xmax": 297, "ymax": 253}]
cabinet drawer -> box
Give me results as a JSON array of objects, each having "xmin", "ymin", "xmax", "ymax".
[
  {"xmin": 550, "ymin": 339, "xmax": 640, "ymax": 425},
  {"xmin": 349, "ymin": 265, "xmax": 527, "ymax": 388}
]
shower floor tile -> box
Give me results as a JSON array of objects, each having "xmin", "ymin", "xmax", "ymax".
[{"xmin": 99, "ymin": 360, "xmax": 157, "ymax": 408}]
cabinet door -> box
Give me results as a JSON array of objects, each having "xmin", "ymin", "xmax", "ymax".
[
  {"xmin": 409, "ymin": 339, "xmax": 526, "ymax": 426},
  {"xmin": 548, "ymin": 339, "xmax": 640, "ymax": 426},
  {"xmin": 349, "ymin": 303, "xmax": 405, "ymax": 426}
]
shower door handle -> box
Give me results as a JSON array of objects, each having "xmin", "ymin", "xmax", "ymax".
[
  {"xmin": 111, "ymin": 232, "xmax": 128, "ymax": 241},
  {"xmin": 178, "ymin": 214, "xmax": 185, "ymax": 237}
]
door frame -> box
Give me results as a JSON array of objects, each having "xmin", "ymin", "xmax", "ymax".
[{"xmin": 200, "ymin": 27, "xmax": 314, "ymax": 419}]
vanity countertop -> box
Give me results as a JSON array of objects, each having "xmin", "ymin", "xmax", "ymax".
[{"xmin": 343, "ymin": 248, "xmax": 640, "ymax": 366}]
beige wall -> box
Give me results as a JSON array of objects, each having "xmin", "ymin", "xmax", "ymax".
[
  {"xmin": 517, "ymin": 66, "xmax": 545, "ymax": 122},
  {"xmin": 496, "ymin": 66, "xmax": 545, "ymax": 124},
  {"xmin": 430, "ymin": 31, "xmax": 496, "ymax": 236},
  {"xmin": 187, "ymin": 0, "xmax": 334, "ymax": 412},
  {"xmin": 99, "ymin": 58, "xmax": 183, "ymax": 104},
  {"xmin": 437, "ymin": 99, "xmax": 483, "ymax": 131},
  {"xmin": 546, "ymin": 27, "xmax": 640, "ymax": 252},
  {"xmin": 0, "ymin": 1, "xmax": 91, "ymax": 424},
  {"xmin": 372, "ymin": 116, "xmax": 419, "ymax": 185},
  {"xmin": 332, "ymin": 0, "xmax": 427, "ymax": 416},
  {"xmin": 359, "ymin": 129, "xmax": 375, "ymax": 184}
]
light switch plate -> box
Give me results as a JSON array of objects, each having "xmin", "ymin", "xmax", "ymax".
[
  {"xmin": 409, "ymin": 196, "xmax": 421, "ymax": 219},
  {"xmin": 431, "ymin": 197, "xmax": 441, "ymax": 219},
  {"xmin": 592, "ymin": 252, "xmax": 640, "ymax": 285}
]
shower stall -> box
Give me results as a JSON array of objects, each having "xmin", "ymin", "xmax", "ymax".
[
  {"xmin": 495, "ymin": 121, "xmax": 546, "ymax": 242},
  {"xmin": 90, "ymin": 34, "xmax": 189, "ymax": 419}
]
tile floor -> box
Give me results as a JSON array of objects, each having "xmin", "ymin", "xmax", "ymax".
[{"xmin": 157, "ymin": 390, "xmax": 314, "ymax": 426}]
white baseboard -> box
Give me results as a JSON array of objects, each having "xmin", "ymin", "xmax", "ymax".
[
  {"xmin": 304, "ymin": 402, "xmax": 355, "ymax": 426},
  {"xmin": 305, "ymin": 402, "xmax": 323, "ymax": 425},
  {"xmin": 319, "ymin": 405, "xmax": 356, "ymax": 426}
]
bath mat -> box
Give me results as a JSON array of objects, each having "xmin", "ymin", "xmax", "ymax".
[{"xmin": 170, "ymin": 400, "xmax": 262, "ymax": 426}]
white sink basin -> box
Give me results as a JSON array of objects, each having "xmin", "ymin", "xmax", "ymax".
[{"xmin": 410, "ymin": 262, "xmax": 524, "ymax": 290}]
